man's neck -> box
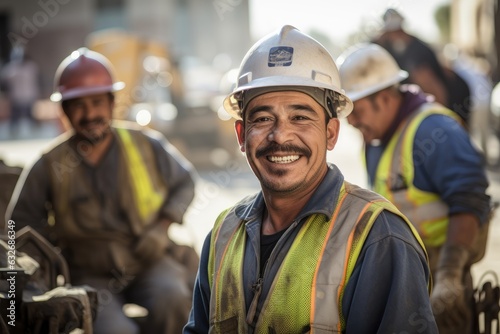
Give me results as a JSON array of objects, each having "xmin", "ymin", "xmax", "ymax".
[
  {"xmin": 260, "ymin": 165, "xmax": 330, "ymax": 235},
  {"xmin": 261, "ymin": 181, "xmax": 321, "ymax": 235}
]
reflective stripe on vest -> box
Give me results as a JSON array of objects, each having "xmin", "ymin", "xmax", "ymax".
[
  {"xmin": 373, "ymin": 103, "xmax": 462, "ymax": 247},
  {"xmin": 208, "ymin": 181, "xmax": 427, "ymax": 333},
  {"xmin": 116, "ymin": 128, "xmax": 165, "ymax": 226}
]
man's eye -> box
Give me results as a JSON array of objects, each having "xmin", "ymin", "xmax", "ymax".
[
  {"xmin": 253, "ymin": 117, "xmax": 271, "ymax": 123},
  {"xmin": 293, "ymin": 115, "xmax": 309, "ymax": 121}
]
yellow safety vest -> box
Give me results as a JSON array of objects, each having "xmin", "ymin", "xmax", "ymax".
[
  {"xmin": 46, "ymin": 124, "xmax": 167, "ymax": 238},
  {"xmin": 207, "ymin": 181, "xmax": 427, "ymax": 333},
  {"xmin": 115, "ymin": 127, "xmax": 166, "ymax": 227},
  {"xmin": 372, "ymin": 103, "xmax": 462, "ymax": 248}
]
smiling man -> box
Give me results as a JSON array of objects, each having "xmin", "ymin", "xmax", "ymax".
[
  {"xmin": 6, "ymin": 48, "xmax": 197, "ymax": 334},
  {"xmin": 184, "ymin": 25, "xmax": 437, "ymax": 334}
]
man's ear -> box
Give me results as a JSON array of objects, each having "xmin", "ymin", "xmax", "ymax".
[
  {"xmin": 234, "ymin": 120, "xmax": 246, "ymax": 153},
  {"xmin": 326, "ymin": 118, "xmax": 340, "ymax": 150}
]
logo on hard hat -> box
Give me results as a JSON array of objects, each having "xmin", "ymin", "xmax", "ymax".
[{"xmin": 268, "ymin": 47, "xmax": 293, "ymax": 67}]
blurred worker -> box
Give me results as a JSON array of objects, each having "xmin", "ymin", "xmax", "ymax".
[
  {"xmin": 372, "ymin": 8, "xmax": 472, "ymax": 127},
  {"xmin": 6, "ymin": 48, "xmax": 197, "ymax": 334},
  {"xmin": 0, "ymin": 44, "xmax": 40, "ymax": 135},
  {"xmin": 337, "ymin": 43, "xmax": 491, "ymax": 334},
  {"xmin": 184, "ymin": 25, "xmax": 437, "ymax": 333},
  {"xmin": 442, "ymin": 44, "xmax": 494, "ymax": 158}
]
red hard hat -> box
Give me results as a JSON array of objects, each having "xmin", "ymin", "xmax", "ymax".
[{"xmin": 50, "ymin": 47, "xmax": 125, "ymax": 102}]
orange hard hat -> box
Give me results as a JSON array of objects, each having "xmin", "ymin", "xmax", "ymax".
[{"xmin": 50, "ymin": 47, "xmax": 124, "ymax": 102}]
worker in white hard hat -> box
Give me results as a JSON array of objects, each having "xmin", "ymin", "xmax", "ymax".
[
  {"xmin": 337, "ymin": 43, "xmax": 492, "ymax": 334},
  {"xmin": 184, "ymin": 25, "xmax": 437, "ymax": 334}
]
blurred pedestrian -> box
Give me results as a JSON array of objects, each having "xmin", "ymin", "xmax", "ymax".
[
  {"xmin": 0, "ymin": 44, "xmax": 41, "ymax": 135},
  {"xmin": 338, "ymin": 43, "xmax": 491, "ymax": 334},
  {"xmin": 184, "ymin": 25, "xmax": 437, "ymax": 333},
  {"xmin": 442, "ymin": 45, "xmax": 494, "ymax": 160}
]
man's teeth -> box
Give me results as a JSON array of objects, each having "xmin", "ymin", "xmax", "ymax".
[{"xmin": 268, "ymin": 155, "xmax": 300, "ymax": 163}]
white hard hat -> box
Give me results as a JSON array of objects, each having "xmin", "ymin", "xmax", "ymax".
[
  {"xmin": 223, "ymin": 25, "xmax": 353, "ymax": 119},
  {"xmin": 336, "ymin": 43, "xmax": 408, "ymax": 102}
]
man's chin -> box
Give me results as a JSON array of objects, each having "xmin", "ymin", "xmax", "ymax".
[
  {"xmin": 362, "ymin": 133, "xmax": 373, "ymax": 143},
  {"xmin": 77, "ymin": 128, "xmax": 111, "ymax": 145}
]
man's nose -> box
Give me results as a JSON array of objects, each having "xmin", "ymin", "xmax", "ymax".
[
  {"xmin": 267, "ymin": 119, "xmax": 293, "ymax": 143},
  {"xmin": 83, "ymin": 101, "xmax": 99, "ymax": 118}
]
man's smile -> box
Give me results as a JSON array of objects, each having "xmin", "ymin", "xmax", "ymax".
[{"xmin": 267, "ymin": 154, "xmax": 300, "ymax": 164}]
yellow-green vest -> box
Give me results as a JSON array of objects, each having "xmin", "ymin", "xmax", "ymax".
[
  {"xmin": 207, "ymin": 181, "xmax": 427, "ymax": 333},
  {"xmin": 372, "ymin": 103, "xmax": 462, "ymax": 249}
]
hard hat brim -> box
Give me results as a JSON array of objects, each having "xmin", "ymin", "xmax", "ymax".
[
  {"xmin": 50, "ymin": 82, "xmax": 125, "ymax": 102},
  {"xmin": 346, "ymin": 70, "xmax": 408, "ymax": 102},
  {"xmin": 223, "ymin": 76, "xmax": 353, "ymax": 120}
]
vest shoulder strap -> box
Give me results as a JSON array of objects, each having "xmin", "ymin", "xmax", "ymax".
[
  {"xmin": 115, "ymin": 126, "xmax": 168, "ymax": 227},
  {"xmin": 390, "ymin": 102, "xmax": 459, "ymax": 188},
  {"xmin": 208, "ymin": 207, "xmax": 233, "ymax": 288}
]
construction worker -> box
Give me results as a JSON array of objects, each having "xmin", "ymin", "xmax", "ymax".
[
  {"xmin": 184, "ymin": 25, "xmax": 437, "ymax": 333},
  {"xmin": 337, "ymin": 43, "xmax": 491, "ymax": 334},
  {"xmin": 372, "ymin": 8, "xmax": 472, "ymax": 127},
  {"xmin": 6, "ymin": 48, "xmax": 197, "ymax": 334}
]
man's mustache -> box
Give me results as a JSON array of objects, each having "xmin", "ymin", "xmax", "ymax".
[{"xmin": 256, "ymin": 143, "xmax": 311, "ymax": 158}]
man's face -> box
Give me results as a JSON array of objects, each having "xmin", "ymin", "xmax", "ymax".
[
  {"xmin": 235, "ymin": 91, "xmax": 340, "ymax": 195},
  {"xmin": 346, "ymin": 93, "xmax": 389, "ymax": 143},
  {"xmin": 63, "ymin": 93, "xmax": 113, "ymax": 144}
]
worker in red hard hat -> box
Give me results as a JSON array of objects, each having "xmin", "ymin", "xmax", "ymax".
[
  {"xmin": 49, "ymin": 48, "xmax": 125, "ymax": 145},
  {"xmin": 7, "ymin": 48, "xmax": 198, "ymax": 334},
  {"xmin": 50, "ymin": 48, "xmax": 125, "ymax": 102}
]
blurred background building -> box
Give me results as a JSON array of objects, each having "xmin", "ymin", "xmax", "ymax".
[
  {"xmin": 0, "ymin": 0, "xmax": 500, "ymax": 169},
  {"xmin": 0, "ymin": 0, "xmax": 251, "ymax": 168},
  {"xmin": 0, "ymin": 0, "xmax": 251, "ymax": 96}
]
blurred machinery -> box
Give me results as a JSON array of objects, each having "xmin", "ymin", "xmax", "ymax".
[
  {"xmin": 86, "ymin": 29, "xmax": 184, "ymax": 133},
  {"xmin": 86, "ymin": 29, "xmax": 241, "ymax": 169}
]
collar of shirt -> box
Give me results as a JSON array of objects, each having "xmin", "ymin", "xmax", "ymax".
[{"xmin": 380, "ymin": 84, "xmax": 430, "ymax": 144}]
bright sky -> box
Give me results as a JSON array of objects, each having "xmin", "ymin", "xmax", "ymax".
[{"xmin": 249, "ymin": 0, "xmax": 450, "ymax": 53}]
